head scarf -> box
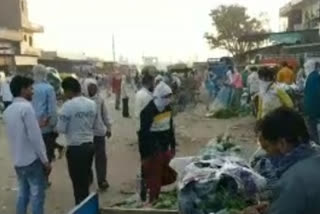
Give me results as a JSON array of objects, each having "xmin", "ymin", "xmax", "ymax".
[
  {"xmin": 33, "ymin": 64, "xmax": 48, "ymax": 82},
  {"xmin": 153, "ymin": 81, "xmax": 172, "ymax": 112},
  {"xmin": 304, "ymin": 59, "xmax": 320, "ymax": 77},
  {"xmin": 155, "ymin": 74, "xmax": 163, "ymax": 83}
]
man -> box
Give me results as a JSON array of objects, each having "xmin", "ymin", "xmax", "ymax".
[
  {"xmin": 242, "ymin": 68, "xmax": 249, "ymax": 88},
  {"xmin": 32, "ymin": 65, "xmax": 58, "ymax": 166},
  {"xmin": 3, "ymin": 75, "xmax": 50, "ymax": 214},
  {"xmin": 244, "ymin": 107, "xmax": 320, "ymax": 214},
  {"xmin": 304, "ymin": 62, "xmax": 320, "ymax": 144},
  {"xmin": 82, "ymin": 70, "xmax": 97, "ymax": 97},
  {"xmin": 277, "ymin": 61, "xmax": 295, "ymax": 84},
  {"xmin": 135, "ymin": 72, "xmax": 154, "ymax": 130},
  {"xmin": 0, "ymin": 71, "xmax": 13, "ymax": 109},
  {"xmin": 56, "ymin": 77, "xmax": 97, "ymax": 205},
  {"xmin": 257, "ymin": 67, "xmax": 293, "ymax": 120},
  {"xmin": 121, "ymin": 75, "xmax": 132, "ymax": 118},
  {"xmin": 87, "ymin": 82, "xmax": 112, "ymax": 191},
  {"xmin": 247, "ymin": 67, "xmax": 259, "ymax": 116},
  {"xmin": 135, "ymin": 72, "xmax": 154, "ymax": 201},
  {"xmin": 112, "ymin": 71, "xmax": 122, "ymax": 110}
]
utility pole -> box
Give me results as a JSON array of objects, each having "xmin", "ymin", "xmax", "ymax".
[{"xmin": 112, "ymin": 34, "xmax": 116, "ymax": 62}]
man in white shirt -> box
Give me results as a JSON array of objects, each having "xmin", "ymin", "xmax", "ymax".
[
  {"xmin": 134, "ymin": 72, "xmax": 154, "ymax": 201},
  {"xmin": 88, "ymin": 82, "xmax": 112, "ymax": 191},
  {"xmin": 82, "ymin": 71, "xmax": 97, "ymax": 97},
  {"xmin": 0, "ymin": 73, "xmax": 13, "ymax": 109},
  {"xmin": 56, "ymin": 77, "xmax": 97, "ymax": 205},
  {"xmin": 3, "ymin": 75, "xmax": 50, "ymax": 214},
  {"xmin": 247, "ymin": 67, "xmax": 260, "ymax": 96},
  {"xmin": 135, "ymin": 73, "xmax": 154, "ymax": 131},
  {"xmin": 247, "ymin": 67, "xmax": 260, "ymax": 116}
]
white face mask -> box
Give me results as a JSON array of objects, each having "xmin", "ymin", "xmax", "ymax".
[{"xmin": 155, "ymin": 97, "xmax": 172, "ymax": 112}]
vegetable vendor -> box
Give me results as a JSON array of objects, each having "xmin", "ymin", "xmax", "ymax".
[
  {"xmin": 139, "ymin": 81, "xmax": 177, "ymax": 204},
  {"xmin": 244, "ymin": 107, "xmax": 320, "ymax": 214}
]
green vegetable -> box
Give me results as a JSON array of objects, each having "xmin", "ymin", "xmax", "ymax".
[
  {"xmin": 211, "ymin": 106, "xmax": 251, "ymax": 119},
  {"xmin": 199, "ymin": 188, "xmax": 249, "ymax": 213},
  {"xmin": 152, "ymin": 190, "xmax": 178, "ymax": 210}
]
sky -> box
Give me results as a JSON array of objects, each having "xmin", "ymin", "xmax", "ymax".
[{"xmin": 27, "ymin": 0, "xmax": 289, "ymax": 63}]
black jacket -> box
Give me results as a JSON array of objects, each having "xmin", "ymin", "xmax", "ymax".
[{"xmin": 138, "ymin": 101, "xmax": 176, "ymax": 160}]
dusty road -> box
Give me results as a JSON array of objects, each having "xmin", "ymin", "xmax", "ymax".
[{"xmin": 0, "ymin": 98, "xmax": 258, "ymax": 214}]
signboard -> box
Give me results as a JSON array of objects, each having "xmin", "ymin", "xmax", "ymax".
[{"xmin": 68, "ymin": 193, "xmax": 99, "ymax": 214}]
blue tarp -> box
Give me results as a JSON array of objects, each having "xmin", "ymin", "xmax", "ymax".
[
  {"xmin": 206, "ymin": 61, "xmax": 233, "ymax": 114},
  {"xmin": 68, "ymin": 193, "xmax": 99, "ymax": 214}
]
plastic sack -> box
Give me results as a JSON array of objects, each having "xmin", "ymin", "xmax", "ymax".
[
  {"xmin": 179, "ymin": 138, "xmax": 266, "ymax": 214},
  {"xmin": 207, "ymin": 86, "xmax": 233, "ymax": 116},
  {"xmin": 170, "ymin": 157, "xmax": 195, "ymax": 180},
  {"xmin": 179, "ymin": 158, "xmax": 266, "ymax": 214}
]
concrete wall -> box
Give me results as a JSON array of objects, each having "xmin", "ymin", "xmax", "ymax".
[{"xmin": 0, "ymin": 0, "xmax": 22, "ymax": 30}]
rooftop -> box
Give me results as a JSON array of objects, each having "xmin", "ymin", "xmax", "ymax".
[{"xmin": 280, "ymin": 0, "xmax": 319, "ymax": 17}]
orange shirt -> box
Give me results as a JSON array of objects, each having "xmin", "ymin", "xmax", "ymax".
[{"xmin": 277, "ymin": 67, "xmax": 295, "ymax": 84}]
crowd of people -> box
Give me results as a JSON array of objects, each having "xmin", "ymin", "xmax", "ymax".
[
  {"xmin": 0, "ymin": 65, "xmax": 114, "ymax": 214},
  {"xmin": 243, "ymin": 60, "xmax": 320, "ymax": 147},
  {"xmin": 1, "ymin": 58, "xmax": 320, "ymax": 214},
  {"xmin": 0, "ymin": 65, "xmax": 180, "ymax": 214}
]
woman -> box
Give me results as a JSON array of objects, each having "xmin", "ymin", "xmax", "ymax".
[
  {"xmin": 244, "ymin": 107, "xmax": 320, "ymax": 214},
  {"xmin": 138, "ymin": 81, "xmax": 177, "ymax": 204},
  {"xmin": 257, "ymin": 67, "xmax": 293, "ymax": 120},
  {"xmin": 231, "ymin": 68, "xmax": 243, "ymax": 108}
]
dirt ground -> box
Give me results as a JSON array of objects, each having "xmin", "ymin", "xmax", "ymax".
[{"xmin": 0, "ymin": 96, "xmax": 258, "ymax": 214}]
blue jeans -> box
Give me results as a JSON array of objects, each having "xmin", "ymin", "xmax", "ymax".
[{"xmin": 15, "ymin": 160, "xmax": 46, "ymax": 214}]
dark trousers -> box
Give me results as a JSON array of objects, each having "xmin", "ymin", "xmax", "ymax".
[
  {"xmin": 115, "ymin": 92, "xmax": 121, "ymax": 110},
  {"xmin": 42, "ymin": 132, "xmax": 62, "ymax": 163},
  {"xmin": 93, "ymin": 136, "xmax": 107, "ymax": 186},
  {"xmin": 3, "ymin": 101, "xmax": 12, "ymax": 110},
  {"xmin": 66, "ymin": 143, "xmax": 94, "ymax": 205},
  {"xmin": 140, "ymin": 167, "xmax": 147, "ymax": 202},
  {"xmin": 122, "ymin": 98, "xmax": 130, "ymax": 118}
]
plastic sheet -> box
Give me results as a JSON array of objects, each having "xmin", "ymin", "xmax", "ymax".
[
  {"xmin": 178, "ymin": 137, "xmax": 266, "ymax": 214},
  {"xmin": 170, "ymin": 157, "xmax": 195, "ymax": 180}
]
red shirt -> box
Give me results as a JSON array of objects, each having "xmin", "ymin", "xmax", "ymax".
[{"xmin": 112, "ymin": 77, "xmax": 122, "ymax": 94}]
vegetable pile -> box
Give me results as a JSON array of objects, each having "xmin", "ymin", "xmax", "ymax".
[
  {"xmin": 152, "ymin": 190, "xmax": 178, "ymax": 210},
  {"xmin": 178, "ymin": 135, "xmax": 266, "ymax": 214},
  {"xmin": 212, "ymin": 107, "xmax": 251, "ymax": 119}
]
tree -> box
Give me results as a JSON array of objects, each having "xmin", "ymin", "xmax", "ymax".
[{"xmin": 205, "ymin": 5, "xmax": 267, "ymax": 60}]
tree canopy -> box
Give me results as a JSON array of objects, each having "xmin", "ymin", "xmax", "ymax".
[{"xmin": 205, "ymin": 5, "xmax": 267, "ymax": 59}]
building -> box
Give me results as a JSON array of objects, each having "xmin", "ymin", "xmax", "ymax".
[
  {"xmin": 0, "ymin": 0, "xmax": 43, "ymax": 70},
  {"xmin": 280, "ymin": 0, "xmax": 320, "ymax": 31},
  {"xmin": 39, "ymin": 51, "xmax": 116, "ymax": 74},
  {"xmin": 238, "ymin": 0, "xmax": 320, "ymax": 64}
]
